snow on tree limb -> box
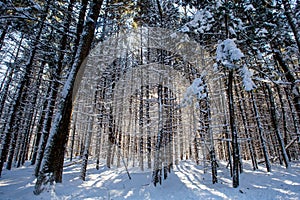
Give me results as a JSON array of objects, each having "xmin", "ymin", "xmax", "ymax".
[
  {"xmin": 180, "ymin": 74, "xmax": 207, "ymax": 107},
  {"xmin": 215, "ymin": 39, "xmax": 255, "ymax": 91},
  {"xmin": 216, "ymin": 39, "xmax": 244, "ymax": 69},
  {"xmin": 239, "ymin": 65, "xmax": 256, "ymax": 91}
]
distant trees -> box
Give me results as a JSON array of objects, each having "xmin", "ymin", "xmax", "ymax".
[{"xmin": 0, "ymin": 0, "xmax": 299, "ymax": 194}]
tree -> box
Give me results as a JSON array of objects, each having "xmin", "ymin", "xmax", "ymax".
[
  {"xmin": 34, "ymin": 0, "xmax": 104, "ymax": 195},
  {"xmin": 34, "ymin": 0, "xmax": 77, "ymax": 177},
  {"xmin": 0, "ymin": 3, "xmax": 49, "ymax": 176}
]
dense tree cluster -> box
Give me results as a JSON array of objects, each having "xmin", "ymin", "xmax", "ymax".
[{"xmin": 0, "ymin": 0, "xmax": 299, "ymax": 194}]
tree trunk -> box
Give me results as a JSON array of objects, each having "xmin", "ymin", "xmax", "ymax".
[
  {"xmin": 16, "ymin": 61, "xmax": 46, "ymax": 167},
  {"xmin": 285, "ymin": 88, "xmax": 300, "ymax": 155},
  {"xmin": 31, "ymin": 84, "xmax": 52, "ymax": 165},
  {"xmin": 69, "ymin": 111, "xmax": 77, "ymax": 162},
  {"xmin": 277, "ymin": 86, "xmax": 291, "ymax": 161},
  {"xmin": 266, "ymin": 84, "xmax": 289, "ymax": 168},
  {"xmin": 34, "ymin": 0, "xmax": 76, "ymax": 175},
  {"xmin": 139, "ymin": 86, "xmax": 144, "ymax": 171},
  {"xmin": 34, "ymin": 0, "xmax": 103, "ymax": 195},
  {"xmin": 236, "ymin": 80, "xmax": 258, "ymax": 170},
  {"xmin": 145, "ymin": 85, "xmax": 152, "ymax": 169},
  {"xmin": 282, "ymin": 0, "xmax": 300, "ymax": 53},
  {"xmin": 250, "ymin": 91, "xmax": 271, "ymax": 172},
  {"xmin": 153, "ymin": 84, "xmax": 163, "ymax": 186},
  {"xmin": 0, "ymin": 10, "xmax": 47, "ymax": 175},
  {"xmin": 273, "ymin": 50, "xmax": 300, "ymax": 122},
  {"xmin": 227, "ymin": 70, "xmax": 239, "ymax": 188},
  {"xmin": 0, "ymin": 22, "xmax": 9, "ymax": 50},
  {"xmin": 0, "ymin": 63, "xmax": 15, "ymax": 118},
  {"xmin": 80, "ymin": 106, "xmax": 95, "ymax": 181}
]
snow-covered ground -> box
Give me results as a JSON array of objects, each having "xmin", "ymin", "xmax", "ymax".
[{"xmin": 0, "ymin": 159, "xmax": 299, "ymax": 200}]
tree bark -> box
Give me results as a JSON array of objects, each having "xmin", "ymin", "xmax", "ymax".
[
  {"xmin": 31, "ymin": 84, "xmax": 52, "ymax": 165},
  {"xmin": 273, "ymin": 50, "xmax": 300, "ymax": 122},
  {"xmin": 80, "ymin": 106, "xmax": 95, "ymax": 181},
  {"xmin": 266, "ymin": 84, "xmax": 289, "ymax": 168},
  {"xmin": 153, "ymin": 84, "xmax": 163, "ymax": 186},
  {"xmin": 236, "ymin": 80, "xmax": 258, "ymax": 170},
  {"xmin": 34, "ymin": 0, "xmax": 76, "ymax": 175},
  {"xmin": 0, "ymin": 10, "xmax": 47, "ymax": 176},
  {"xmin": 227, "ymin": 70, "xmax": 239, "ymax": 188},
  {"xmin": 250, "ymin": 91, "xmax": 271, "ymax": 172},
  {"xmin": 34, "ymin": 0, "xmax": 103, "ymax": 195}
]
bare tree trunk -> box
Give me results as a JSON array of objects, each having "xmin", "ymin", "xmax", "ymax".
[
  {"xmin": 282, "ymin": 0, "xmax": 300, "ymax": 53},
  {"xmin": 236, "ymin": 80, "xmax": 258, "ymax": 170},
  {"xmin": 205, "ymin": 79, "xmax": 218, "ymax": 183},
  {"xmin": 0, "ymin": 60, "xmax": 17, "ymax": 119},
  {"xmin": 266, "ymin": 84, "xmax": 289, "ymax": 168},
  {"xmin": 220, "ymin": 75, "xmax": 232, "ymax": 176},
  {"xmin": 0, "ymin": 10, "xmax": 47, "ymax": 175},
  {"xmin": 31, "ymin": 84, "xmax": 52, "ymax": 165},
  {"xmin": 80, "ymin": 105, "xmax": 95, "ymax": 181},
  {"xmin": 70, "ymin": 111, "xmax": 77, "ymax": 162},
  {"xmin": 34, "ymin": 0, "xmax": 103, "ymax": 195},
  {"xmin": 153, "ymin": 84, "xmax": 163, "ymax": 186},
  {"xmin": 285, "ymin": 88, "xmax": 300, "ymax": 156},
  {"xmin": 277, "ymin": 86, "xmax": 291, "ymax": 161},
  {"xmin": 95, "ymin": 102, "xmax": 104, "ymax": 170},
  {"xmin": 168, "ymin": 88, "xmax": 174, "ymax": 171},
  {"xmin": 145, "ymin": 85, "xmax": 152, "ymax": 169},
  {"xmin": 139, "ymin": 86, "xmax": 144, "ymax": 171},
  {"xmin": 227, "ymin": 70, "xmax": 239, "ymax": 188},
  {"xmin": 0, "ymin": 22, "xmax": 9, "ymax": 50},
  {"xmin": 34, "ymin": 0, "xmax": 76, "ymax": 175},
  {"xmin": 273, "ymin": 50, "xmax": 300, "ymax": 121},
  {"xmin": 16, "ymin": 61, "xmax": 46, "ymax": 168},
  {"xmin": 106, "ymin": 106, "xmax": 115, "ymax": 168},
  {"xmin": 250, "ymin": 91, "xmax": 271, "ymax": 172}
]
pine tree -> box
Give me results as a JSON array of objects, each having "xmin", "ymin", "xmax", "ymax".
[{"xmin": 34, "ymin": 0, "xmax": 103, "ymax": 195}]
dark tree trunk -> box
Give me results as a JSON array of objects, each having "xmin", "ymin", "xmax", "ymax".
[
  {"xmin": 0, "ymin": 10, "xmax": 47, "ymax": 175},
  {"xmin": 277, "ymin": 86, "xmax": 291, "ymax": 161},
  {"xmin": 153, "ymin": 84, "xmax": 163, "ymax": 186},
  {"xmin": 145, "ymin": 85, "xmax": 152, "ymax": 169},
  {"xmin": 70, "ymin": 112, "xmax": 77, "ymax": 162},
  {"xmin": 227, "ymin": 70, "xmax": 239, "ymax": 188},
  {"xmin": 282, "ymin": 0, "xmax": 300, "ymax": 53},
  {"xmin": 273, "ymin": 50, "xmax": 300, "ymax": 122},
  {"xmin": 235, "ymin": 80, "xmax": 258, "ymax": 170},
  {"xmin": 31, "ymin": 84, "xmax": 52, "ymax": 165},
  {"xmin": 0, "ymin": 63, "xmax": 15, "ymax": 118},
  {"xmin": 266, "ymin": 84, "xmax": 289, "ymax": 168},
  {"xmin": 0, "ymin": 22, "xmax": 9, "ymax": 50},
  {"xmin": 16, "ymin": 61, "xmax": 46, "ymax": 168},
  {"xmin": 34, "ymin": 0, "xmax": 103, "ymax": 195},
  {"xmin": 34, "ymin": 0, "xmax": 76, "ymax": 176},
  {"xmin": 250, "ymin": 91, "xmax": 271, "ymax": 172},
  {"xmin": 139, "ymin": 86, "xmax": 144, "ymax": 171}
]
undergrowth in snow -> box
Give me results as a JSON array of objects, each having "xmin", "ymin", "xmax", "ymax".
[{"xmin": 0, "ymin": 159, "xmax": 299, "ymax": 200}]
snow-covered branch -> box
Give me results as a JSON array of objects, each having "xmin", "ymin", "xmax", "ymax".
[
  {"xmin": 180, "ymin": 75, "xmax": 207, "ymax": 107},
  {"xmin": 216, "ymin": 39, "xmax": 244, "ymax": 69},
  {"xmin": 215, "ymin": 38, "xmax": 255, "ymax": 91}
]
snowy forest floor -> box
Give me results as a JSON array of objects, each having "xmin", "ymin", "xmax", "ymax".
[{"xmin": 0, "ymin": 159, "xmax": 299, "ymax": 200}]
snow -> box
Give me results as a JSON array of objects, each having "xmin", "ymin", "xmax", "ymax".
[
  {"xmin": 244, "ymin": 4, "xmax": 255, "ymax": 12},
  {"xmin": 216, "ymin": 39, "xmax": 244, "ymax": 68},
  {"xmin": 0, "ymin": 160, "xmax": 299, "ymax": 200},
  {"xmin": 215, "ymin": 39, "xmax": 256, "ymax": 91},
  {"xmin": 182, "ymin": 10, "xmax": 214, "ymax": 33},
  {"xmin": 181, "ymin": 76, "xmax": 206, "ymax": 107},
  {"xmin": 239, "ymin": 65, "xmax": 256, "ymax": 91}
]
